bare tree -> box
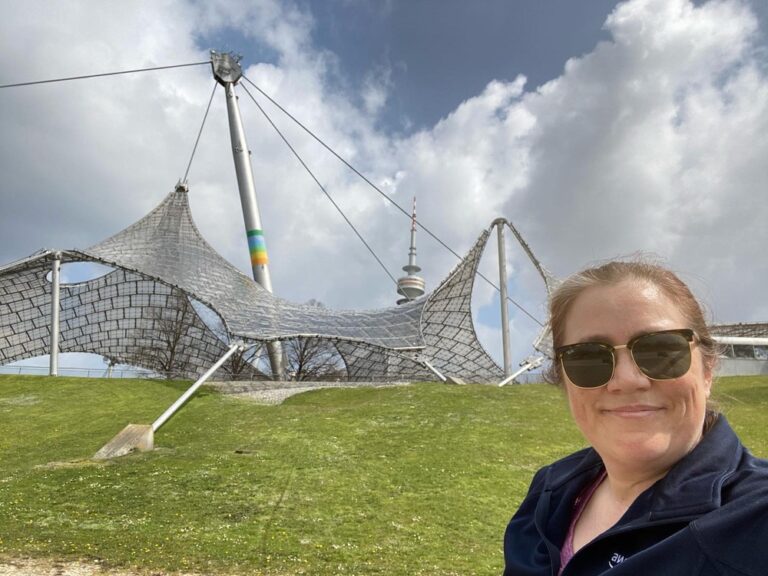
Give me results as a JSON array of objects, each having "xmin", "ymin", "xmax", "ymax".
[
  {"xmin": 276, "ymin": 300, "xmax": 347, "ymax": 381},
  {"xmin": 220, "ymin": 343, "xmax": 270, "ymax": 381},
  {"xmin": 129, "ymin": 289, "xmax": 197, "ymax": 379},
  {"xmin": 129, "ymin": 294, "xmax": 346, "ymax": 381},
  {"xmin": 188, "ymin": 299, "xmax": 269, "ymax": 381},
  {"xmin": 283, "ymin": 336, "xmax": 347, "ymax": 381}
]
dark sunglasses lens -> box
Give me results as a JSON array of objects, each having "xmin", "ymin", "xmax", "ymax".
[
  {"xmin": 632, "ymin": 332, "xmax": 691, "ymax": 379},
  {"xmin": 561, "ymin": 343, "xmax": 614, "ymax": 388}
]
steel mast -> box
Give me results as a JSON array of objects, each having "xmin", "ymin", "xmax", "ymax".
[
  {"xmin": 49, "ymin": 252, "xmax": 62, "ymax": 376},
  {"xmin": 210, "ymin": 51, "xmax": 284, "ymax": 379},
  {"xmin": 492, "ymin": 219, "xmax": 512, "ymax": 377}
]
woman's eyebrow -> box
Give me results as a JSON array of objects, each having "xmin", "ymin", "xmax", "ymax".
[
  {"xmin": 569, "ymin": 328, "xmax": 667, "ymax": 345},
  {"xmin": 562, "ymin": 334, "xmax": 613, "ymax": 345}
]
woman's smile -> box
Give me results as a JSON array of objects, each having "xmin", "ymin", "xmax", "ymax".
[{"xmin": 601, "ymin": 404, "xmax": 665, "ymax": 418}]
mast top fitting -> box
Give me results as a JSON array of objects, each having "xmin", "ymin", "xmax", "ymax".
[{"xmin": 210, "ymin": 50, "xmax": 243, "ymax": 85}]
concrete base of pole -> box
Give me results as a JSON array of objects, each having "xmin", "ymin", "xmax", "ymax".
[
  {"xmin": 445, "ymin": 375, "xmax": 467, "ymax": 385},
  {"xmin": 93, "ymin": 424, "xmax": 154, "ymax": 460}
]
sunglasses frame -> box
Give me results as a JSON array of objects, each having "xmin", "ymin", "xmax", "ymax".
[{"xmin": 555, "ymin": 328, "xmax": 698, "ymax": 389}]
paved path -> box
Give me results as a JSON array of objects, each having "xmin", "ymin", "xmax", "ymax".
[{"xmin": 206, "ymin": 379, "xmax": 410, "ymax": 404}]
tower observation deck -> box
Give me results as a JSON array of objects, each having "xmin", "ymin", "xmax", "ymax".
[{"xmin": 396, "ymin": 197, "xmax": 426, "ymax": 305}]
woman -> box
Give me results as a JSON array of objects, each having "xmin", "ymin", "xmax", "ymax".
[{"xmin": 503, "ymin": 261, "xmax": 768, "ymax": 575}]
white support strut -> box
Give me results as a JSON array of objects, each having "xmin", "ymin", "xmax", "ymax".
[
  {"xmin": 498, "ymin": 356, "xmax": 545, "ymax": 387},
  {"xmin": 152, "ymin": 342, "xmax": 244, "ymax": 432},
  {"xmin": 421, "ymin": 358, "xmax": 447, "ymax": 382}
]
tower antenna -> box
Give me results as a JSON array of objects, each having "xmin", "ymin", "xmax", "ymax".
[{"xmin": 396, "ymin": 197, "xmax": 426, "ymax": 304}]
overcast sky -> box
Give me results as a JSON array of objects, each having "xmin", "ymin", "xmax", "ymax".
[{"xmin": 1, "ymin": 0, "xmax": 767, "ymax": 371}]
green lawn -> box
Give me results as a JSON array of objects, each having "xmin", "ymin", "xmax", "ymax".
[{"xmin": 0, "ymin": 374, "xmax": 765, "ymax": 575}]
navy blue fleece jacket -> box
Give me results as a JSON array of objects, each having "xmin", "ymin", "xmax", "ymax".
[{"xmin": 503, "ymin": 415, "xmax": 768, "ymax": 575}]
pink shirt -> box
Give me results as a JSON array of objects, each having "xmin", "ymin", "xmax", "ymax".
[{"xmin": 559, "ymin": 469, "xmax": 607, "ymax": 575}]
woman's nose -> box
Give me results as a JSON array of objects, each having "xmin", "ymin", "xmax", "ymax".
[{"xmin": 606, "ymin": 347, "xmax": 651, "ymax": 391}]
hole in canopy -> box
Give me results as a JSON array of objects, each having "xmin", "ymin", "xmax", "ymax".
[{"xmin": 44, "ymin": 262, "xmax": 115, "ymax": 285}]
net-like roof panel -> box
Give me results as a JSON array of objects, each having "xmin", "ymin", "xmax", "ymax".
[
  {"xmin": 83, "ymin": 190, "xmax": 426, "ymax": 348},
  {"xmin": 1, "ymin": 187, "xmax": 504, "ymax": 381}
]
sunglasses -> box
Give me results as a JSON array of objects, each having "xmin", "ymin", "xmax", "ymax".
[{"xmin": 555, "ymin": 328, "xmax": 697, "ymax": 389}]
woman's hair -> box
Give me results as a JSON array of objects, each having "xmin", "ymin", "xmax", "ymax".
[{"xmin": 545, "ymin": 259, "xmax": 719, "ymax": 386}]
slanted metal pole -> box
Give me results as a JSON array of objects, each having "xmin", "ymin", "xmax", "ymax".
[
  {"xmin": 498, "ymin": 356, "xmax": 544, "ymax": 387},
  {"xmin": 152, "ymin": 342, "xmax": 243, "ymax": 432},
  {"xmin": 49, "ymin": 252, "xmax": 62, "ymax": 376},
  {"xmin": 211, "ymin": 51, "xmax": 285, "ymax": 379},
  {"xmin": 494, "ymin": 219, "xmax": 512, "ymax": 377},
  {"xmin": 421, "ymin": 358, "xmax": 447, "ymax": 382}
]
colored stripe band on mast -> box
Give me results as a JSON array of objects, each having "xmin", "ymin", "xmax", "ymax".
[{"xmin": 247, "ymin": 229, "xmax": 269, "ymax": 265}]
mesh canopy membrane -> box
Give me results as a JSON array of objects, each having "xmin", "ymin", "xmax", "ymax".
[{"xmin": 0, "ymin": 188, "xmax": 503, "ymax": 381}]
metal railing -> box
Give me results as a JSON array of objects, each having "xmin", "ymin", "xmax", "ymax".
[{"xmin": 0, "ymin": 364, "xmax": 155, "ymax": 379}]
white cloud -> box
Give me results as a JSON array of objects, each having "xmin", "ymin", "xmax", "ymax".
[
  {"xmin": 510, "ymin": 0, "xmax": 767, "ymax": 324},
  {"xmin": 361, "ymin": 64, "xmax": 392, "ymax": 116},
  {"xmin": 1, "ymin": 0, "xmax": 767, "ymax": 372}
]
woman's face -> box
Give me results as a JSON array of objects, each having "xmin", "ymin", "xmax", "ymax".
[{"xmin": 561, "ymin": 279, "xmax": 713, "ymax": 477}]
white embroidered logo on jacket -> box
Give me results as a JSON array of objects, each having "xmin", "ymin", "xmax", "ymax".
[{"xmin": 608, "ymin": 552, "xmax": 626, "ymax": 568}]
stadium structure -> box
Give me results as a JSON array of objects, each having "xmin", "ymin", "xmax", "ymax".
[
  {"xmin": 1, "ymin": 52, "xmax": 765, "ymax": 386},
  {"xmin": 0, "ymin": 181, "xmax": 558, "ymax": 383}
]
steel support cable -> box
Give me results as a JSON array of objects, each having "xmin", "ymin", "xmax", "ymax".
[
  {"xmin": 242, "ymin": 76, "xmax": 451, "ymax": 248},
  {"xmin": 505, "ymin": 221, "xmax": 558, "ymax": 296},
  {"xmin": 0, "ymin": 61, "xmax": 209, "ymax": 89},
  {"xmin": 0, "ymin": 59, "xmax": 543, "ymax": 324},
  {"xmin": 182, "ymin": 82, "xmax": 218, "ymax": 184},
  {"xmin": 241, "ymin": 75, "xmax": 542, "ymax": 325},
  {"xmin": 238, "ymin": 83, "xmax": 404, "ymax": 294}
]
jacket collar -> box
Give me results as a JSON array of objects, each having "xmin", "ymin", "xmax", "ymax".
[
  {"xmin": 647, "ymin": 414, "xmax": 742, "ymax": 520},
  {"xmin": 541, "ymin": 415, "xmax": 743, "ymax": 523}
]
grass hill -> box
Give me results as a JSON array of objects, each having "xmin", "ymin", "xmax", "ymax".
[{"xmin": 0, "ymin": 374, "xmax": 765, "ymax": 575}]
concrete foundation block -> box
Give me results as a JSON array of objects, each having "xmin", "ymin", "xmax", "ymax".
[{"xmin": 93, "ymin": 424, "xmax": 154, "ymax": 460}]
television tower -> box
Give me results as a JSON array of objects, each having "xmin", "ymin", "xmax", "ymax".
[{"xmin": 396, "ymin": 197, "xmax": 426, "ymax": 304}]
